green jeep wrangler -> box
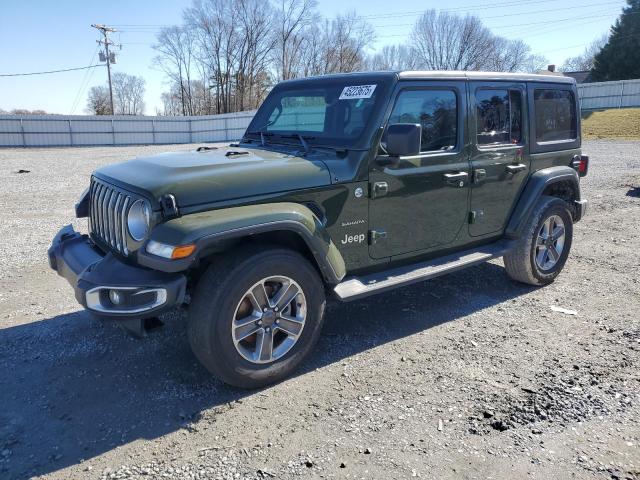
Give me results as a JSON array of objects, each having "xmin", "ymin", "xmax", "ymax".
[{"xmin": 49, "ymin": 71, "xmax": 588, "ymax": 388}]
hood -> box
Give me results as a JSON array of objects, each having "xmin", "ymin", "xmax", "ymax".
[{"xmin": 94, "ymin": 146, "xmax": 332, "ymax": 208}]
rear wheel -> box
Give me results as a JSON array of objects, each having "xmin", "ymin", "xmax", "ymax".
[
  {"xmin": 188, "ymin": 247, "xmax": 326, "ymax": 388},
  {"xmin": 504, "ymin": 196, "xmax": 573, "ymax": 286}
]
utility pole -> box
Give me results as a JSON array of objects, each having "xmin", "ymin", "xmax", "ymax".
[{"xmin": 92, "ymin": 24, "xmax": 117, "ymax": 114}]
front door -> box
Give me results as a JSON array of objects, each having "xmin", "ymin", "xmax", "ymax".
[
  {"xmin": 469, "ymin": 82, "xmax": 530, "ymax": 236},
  {"xmin": 369, "ymin": 82, "xmax": 470, "ymax": 259}
]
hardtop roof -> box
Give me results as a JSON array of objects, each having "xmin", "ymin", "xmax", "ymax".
[
  {"xmin": 279, "ymin": 70, "xmax": 575, "ymax": 85},
  {"xmin": 398, "ymin": 70, "xmax": 575, "ymax": 84}
]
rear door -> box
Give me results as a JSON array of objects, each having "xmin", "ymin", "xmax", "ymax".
[
  {"xmin": 369, "ymin": 81, "xmax": 470, "ymax": 259},
  {"xmin": 468, "ymin": 82, "xmax": 529, "ymax": 236}
]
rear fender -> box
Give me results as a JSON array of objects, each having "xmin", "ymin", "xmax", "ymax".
[
  {"xmin": 505, "ymin": 166, "xmax": 580, "ymax": 239},
  {"xmin": 138, "ymin": 203, "xmax": 346, "ymax": 284}
]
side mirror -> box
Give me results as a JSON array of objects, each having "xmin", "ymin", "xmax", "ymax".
[{"xmin": 386, "ymin": 123, "xmax": 421, "ymax": 157}]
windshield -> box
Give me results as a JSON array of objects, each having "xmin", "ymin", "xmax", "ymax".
[{"xmin": 245, "ymin": 77, "xmax": 392, "ymax": 148}]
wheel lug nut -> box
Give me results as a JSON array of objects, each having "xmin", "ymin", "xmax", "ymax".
[
  {"xmin": 257, "ymin": 320, "xmax": 263, "ymax": 326},
  {"xmin": 263, "ymin": 308, "xmax": 268, "ymax": 312},
  {"xmin": 274, "ymin": 307, "xmax": 279, "ymax": 312},
  {"xmin": 275, "ymin": 319, "xmax": 279, "ymax": 325},
  {"xmin": 265, "ymin": 327, "xmax": 271, "ymax": 333}
]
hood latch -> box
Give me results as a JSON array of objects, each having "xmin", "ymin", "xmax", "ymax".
[{"xmin": 160, "ymin": 194, "xmax": 180, "ymax": 220}]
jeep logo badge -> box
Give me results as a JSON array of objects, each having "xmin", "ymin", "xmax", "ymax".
[{"xmin": 341, "ymin": 233, "xmax": 366, "ymax": 245}]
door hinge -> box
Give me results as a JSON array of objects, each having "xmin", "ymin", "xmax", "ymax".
[
  {"xmin": 369, "ymin": 230, "xmax": 387, "ymax": 245},
  {"xmin": 473, "ymin": 169, "xmax": 487, "ymax": 184},
  {"xmin": 371, "ymin": 181, "xmax": 389, "ymax": 199}
]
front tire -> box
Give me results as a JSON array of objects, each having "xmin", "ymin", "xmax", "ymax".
[
  {"xmin": 504, "ymin": 196, "xmax": 573, "ymax": 286},
  {"xmin": 188, "ymin": 247, "xmax": 326, "ymax": 389}
]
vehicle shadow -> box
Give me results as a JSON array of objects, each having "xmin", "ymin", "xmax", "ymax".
[{"xmin": 0, "ymin": 261, "xmax": 534, "ymax": 479}]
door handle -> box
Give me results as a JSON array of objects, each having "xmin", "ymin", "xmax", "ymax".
[
  {"xmin": 506, "ymin": 164, "xmax": 527, "ymax": 174},
  {"xmin": 443, "ymin": 172, "xmax": 468, "ymax": 187}
]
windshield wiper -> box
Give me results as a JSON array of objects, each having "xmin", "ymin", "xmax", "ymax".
[
  {"xmin": 246, "ymin": 130, "xmax": 273, "ymax": 146},
  {"xmin": 280, "ymin": 134, "xmax": 315, "ymax": 154}
]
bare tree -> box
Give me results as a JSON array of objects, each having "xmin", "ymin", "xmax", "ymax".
[
  {"xmin": 411, "ymin": 10, "xmax": 538, "ymax": 72},
  {"xmin": 86, "ymin": 86, "xmax": 111, "ymax": 115},
  {"xmin": 183, "ymin": 0, "xmax": 275, "ymax": 114},
  {"xmin": 486, "ymin": 39, "xmax": 537, "ymax": 73},
  {"xmin": 325, "ymin": 12, "xmax": 375, "ymax": 73},
  {"xmin": 524, "ymin": 53, "xmax": 550, "ymax": 74},
  {"xmin": 561, "ymin": 34, "xmax": 608, "ymax": 72},
  {"xmin": 412, "ymin": 11, "xmax": 495, "ymax": 70},
  {"xmin": 273, "ymin": 0, "xmax": 317, "ymax": 80},
  {"xmin": 367, "ymin": 44, "xmax": 417, "ymax": 71},
  {"xmin": 111, "ymin": 72, "xmax": 146, "ymax": 115},
  {"xmin": 153, "ymin": 26, "xmax": 197, "ymax": 115}
]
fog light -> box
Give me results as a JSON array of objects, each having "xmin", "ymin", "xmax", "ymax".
[{"xmin": 109, "ymin": 289, "xmax": 124, "ymax": 305}]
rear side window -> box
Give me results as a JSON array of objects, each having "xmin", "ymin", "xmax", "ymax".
[
  {"xmin": 476, "ymin": 89, "xmax": 523, "ymax": 145},
  {"xmin": 534, "ymin": 89, "xmax": 577, "ymax": 142},
  {"xmin": 388, "ymin": 89, "xmax": 457, "ymax": 152}
]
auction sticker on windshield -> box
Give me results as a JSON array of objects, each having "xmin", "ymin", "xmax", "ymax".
[{"xmin": 339, "ymin": 85, "xmax": 377, "ymax": 100}]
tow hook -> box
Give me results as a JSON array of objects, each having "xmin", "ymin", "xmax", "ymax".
[{"xmin": 116, "ymin": 317, "xmax": 164, "ymax": 339}]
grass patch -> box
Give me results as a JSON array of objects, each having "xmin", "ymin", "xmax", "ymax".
[{"xmin": 581, "ymin": 108, "xmax": 640, "ymax": 140}]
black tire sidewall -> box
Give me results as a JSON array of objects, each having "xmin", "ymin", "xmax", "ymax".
[
  {"xmin": 528, "ymin": 199, "xmax": 573, "ymax": 284},
  {"xmin": 190, "ymin": 249, "xmax": 325, "ymax": 388}
]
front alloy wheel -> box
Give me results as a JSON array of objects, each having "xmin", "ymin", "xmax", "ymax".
[
  {"xmin": 232, "ymin": 276, "xmax": 307, "ymax": 364},
  {"xmin": 188, "ymin": 247, "xmax": 326, "ymax": 389}
]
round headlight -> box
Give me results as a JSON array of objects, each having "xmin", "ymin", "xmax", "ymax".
[{"xmin": 127, "ymin": 199, "xmax": 151, "ymax": 242}]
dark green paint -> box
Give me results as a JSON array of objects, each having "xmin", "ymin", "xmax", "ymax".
[{"xmin": 89, "ymin": 72, "xmax": 584, "ymax": 281}]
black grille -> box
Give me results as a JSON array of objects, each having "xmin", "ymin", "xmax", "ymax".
[{"xmin": 89, "ymin": 177, "xmax": 133, "ymax": 255}]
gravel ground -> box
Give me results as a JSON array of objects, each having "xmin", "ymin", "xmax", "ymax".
[{"xmin": 0, "ymin": 141, "xmax": 638, "ymax": 480}]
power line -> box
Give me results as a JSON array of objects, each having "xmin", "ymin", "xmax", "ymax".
[
  {"xmin": 362, "ymin": 0, "xmax": 623, "ymax": 19},
  {"xmin": 70, "ymin": 44, "xmax": 100, "ymax": 114},
  {"xmin": 0, "ymin": 64, "xmax": 101, "ymax": 77},
  {"xmin": 373, "ymin": 8, "xmax": 615, "ymax": 31}
]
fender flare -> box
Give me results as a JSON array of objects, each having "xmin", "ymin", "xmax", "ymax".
[
  {"xmin": 505, "ymin": 166, "xmax": 580, "ymax": 239},
  {"xmin": 138, "ymin": 202, "xmax": 346, "ymax": 284}
]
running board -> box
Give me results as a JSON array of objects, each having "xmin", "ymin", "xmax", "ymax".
[{"xmin": 334, "ymin": 240, "xmax": 513, "ymax": 301}]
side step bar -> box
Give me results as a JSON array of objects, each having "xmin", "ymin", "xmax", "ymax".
[{"xmin": 333, "ymin": 240, "xmax": 514, "ymax": 301}]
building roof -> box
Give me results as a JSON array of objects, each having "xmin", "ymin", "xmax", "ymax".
[{"xmin": 562, "ymin": 71, "xmax": 591, "ymax": 84}]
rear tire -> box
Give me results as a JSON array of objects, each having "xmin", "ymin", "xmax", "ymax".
[
  {"xmin": 188, "ymin": 246, "xmax": 326, "ymax": 389},
  {"xmin": 504, "ymin": 196, "xmax": 573, "ymax": 286}
]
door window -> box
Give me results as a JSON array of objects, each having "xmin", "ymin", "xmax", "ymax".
[
  {"xmin": 387, "ymin": 89, "xmax": 458, "ymax": 152},
  {"xmin": 476, "ymin": 89, "xmax": 523, "ymax": 146}
]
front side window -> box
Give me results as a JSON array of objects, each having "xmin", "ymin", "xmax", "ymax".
[
  {"xmin": 476, "ymin": 89, "xmax": 523, "ymax": 145},
  {"xmin": 534, "ymin": 89, "xmax": 577, "ymax": 142},
  {"xmin": 387, "ymin": 89, "xmax": 458, "ymax": 152}
]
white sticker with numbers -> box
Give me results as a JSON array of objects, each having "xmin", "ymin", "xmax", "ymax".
[{"xmin": 339, "ymin": 84, "xmax": 377, "ymax": 100}]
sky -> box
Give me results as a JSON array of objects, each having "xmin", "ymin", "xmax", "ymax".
[{"xmin": 0, "ymin": 0, "xmax": 628, "ymax": 115}]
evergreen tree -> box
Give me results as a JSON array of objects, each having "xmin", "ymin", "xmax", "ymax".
[{"xmin": 591, "ymin": 0, "xmax": 640, "ymax": 81}]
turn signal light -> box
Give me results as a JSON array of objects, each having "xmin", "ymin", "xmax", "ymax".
[
  {"xmin": 146, "ymin": 240, "xmax": 196, "ymax": 260},
  {"xmin": 171, "ymin": 244, "xmax": 196, "ymax": 259}
]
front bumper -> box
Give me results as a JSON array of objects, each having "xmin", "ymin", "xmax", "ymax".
[{"xmin": 48, "ymin": 225, "xmax": 187, "ymax": 320}]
